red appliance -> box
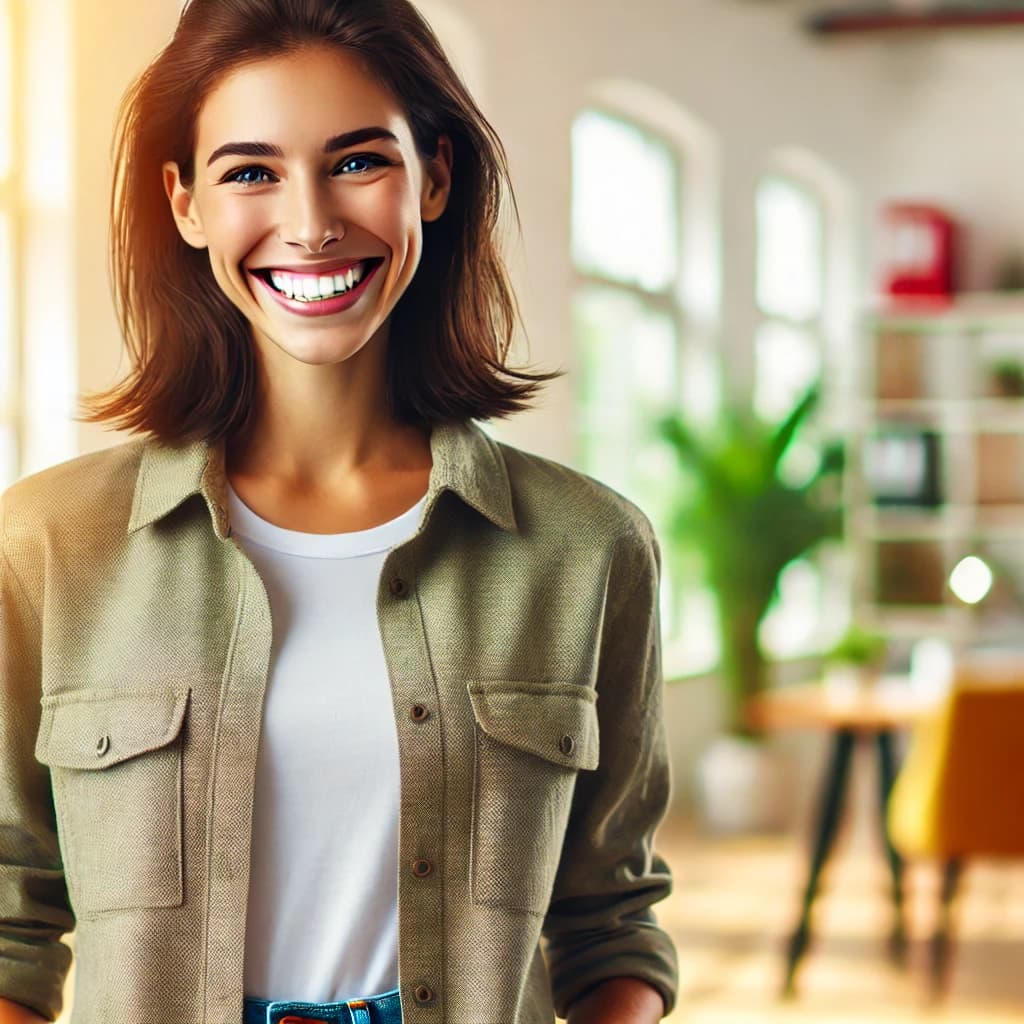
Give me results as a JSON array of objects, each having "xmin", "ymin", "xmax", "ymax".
[{"xmin": 880, "ymin": 203, "xmax": 956, "ymax": 299}]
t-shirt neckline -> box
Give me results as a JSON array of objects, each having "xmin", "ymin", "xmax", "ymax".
[{"xmin": 224, "ymin": 478, "xmax": 426, "ymax": 559}]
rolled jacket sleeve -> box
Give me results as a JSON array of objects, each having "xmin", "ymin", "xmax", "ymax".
[
  {"xmin": 0, "ymin": 491, "xmax": 75, "ymax": 1022},
  {"xmin": 541, "ymin": 514, "xmax": 679, "ymax": 1018}
]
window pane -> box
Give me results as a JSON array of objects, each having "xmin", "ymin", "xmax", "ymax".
[
  {"xmin": 679, "ymin": 342, "xmax": 720, "ymax": 427},
  {"xmin": 575, "ymin": 286, "xmax": 678, "ymax": 496},
  {"xmin": 571, "ymin": 110, "xmax": 678, "ymax": 292},
  {"xmin": 756, "ymin": 176, "xmax": 823, "ymax": 320},
  {"xmin": 575, "ymin": 285, "xmax": 678, "ymax": 441},
  {"xmin": 754, "ymin": 320, "xmax": 820, "ymax": 421}
]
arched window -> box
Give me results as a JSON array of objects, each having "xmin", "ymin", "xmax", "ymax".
[
  {"xmin": 754, "ymin": 151, "xmax": 855, "ymax": 659},
  {"xmin": 571, "ymin": 90, "xmax": 721, "ymax": 674}
]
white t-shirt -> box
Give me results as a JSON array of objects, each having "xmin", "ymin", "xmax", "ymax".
[{"xmin": 225, "ymin": 478, "xmax": 426, "ymax": 1002}]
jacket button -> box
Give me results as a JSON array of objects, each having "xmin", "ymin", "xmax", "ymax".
[
  {"xmin": 96, "ymin": 734, "xmax": 110, "ymax": 756},
  {"xmin": 410, "ymin": 704, "xmax": 430, "ymax": 722},
  {"xmin": 413, "ymin": 984, "xmax": 435, "ymax": 1004},
  {"xmin": 559, "ymin": 734, "xmax": 575, "ymax": 756},
  {"xmin": 389, "ymin": 575, "xmax": 409, "ymax": 597},
  {"xmin": 412, "ymin": 858, "xmax": 433, "ymax": 877}
]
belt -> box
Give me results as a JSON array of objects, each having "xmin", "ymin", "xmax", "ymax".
[{"xmin": 242, "ymin": 988, "xmax": 401, "ymax": 1024}]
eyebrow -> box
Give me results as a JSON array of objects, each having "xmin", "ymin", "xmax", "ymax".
[{"xmin": 206, "ymin": 126, "xmax": 400, "ymax": 167}]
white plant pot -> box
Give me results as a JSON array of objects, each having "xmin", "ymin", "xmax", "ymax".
[{"xmin": 695, "ymin": 733, "xmax": 796, "ymax": 834}]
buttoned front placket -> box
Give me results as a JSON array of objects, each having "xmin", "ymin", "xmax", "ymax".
[
  {"xmin": 376, "ymin": 533, "xmax": 445, "ymax": 1020},
  {"xmin": 202, "ymin": 496, "xmax": 277, "ymax": 1023}
]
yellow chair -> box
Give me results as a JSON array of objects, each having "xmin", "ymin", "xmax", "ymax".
[{"xmin": 887, "ymin": 675, "xmax": 1024, "ymax": 1001}]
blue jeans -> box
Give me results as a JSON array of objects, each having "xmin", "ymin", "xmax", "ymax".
[{"xmin": 242, "ymin": 986, "xmax": 402, "ymax": 1024}]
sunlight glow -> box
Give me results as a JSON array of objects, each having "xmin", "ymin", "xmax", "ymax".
[
  {"xmin": 949, "ymin": 556, "xmax": 993, "ymax": 605},
  {"xmin": 0, "ymin": 2, "xmax": 10, "ymax": 178}
]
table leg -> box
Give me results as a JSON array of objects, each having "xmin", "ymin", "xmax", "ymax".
[
  {"xmin": 782, "ymin": 728, "xmax": 856, "ymax": 998},
  {"xmin": 877, "ymin": 729, "xmax": 907, "ymax": 964},
  {"xmin": 929, "ymin": 858, "xmax": 963, "ymax": 1004}
]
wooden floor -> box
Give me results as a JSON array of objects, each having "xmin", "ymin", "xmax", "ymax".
[{"xmin": 652, "ymin": 810, "xmax": 1024, "ymax": 1023}]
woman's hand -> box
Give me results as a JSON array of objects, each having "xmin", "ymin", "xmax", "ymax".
[
  {"xmin": 565, "ymin": 976, "xmax": 666, "ymax": 1023},
  {"xmin": 0, "ymin": 997, "xmax": 49, "ymax": 1024}
]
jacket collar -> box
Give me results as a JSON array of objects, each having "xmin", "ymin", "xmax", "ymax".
[{"xmin": 127, "ymin": 419, "xmax": 517, "ymax": 540}]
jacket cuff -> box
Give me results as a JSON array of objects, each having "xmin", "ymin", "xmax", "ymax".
[
  {"xmin": 548, "ymin": 927, "xmax": 679, "ymax": 1018},
  {"xmin": 0, "ymin": 936, "xmax": 73, "ymax": 1022}
]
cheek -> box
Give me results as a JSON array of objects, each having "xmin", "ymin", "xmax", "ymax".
[
  {"xmin": 361, "ymin": 178, "xmax": 424, "ymax": 249},
  {"xmin": 205, "ymin": 198, "xmax": 269, "ymax": 258}
]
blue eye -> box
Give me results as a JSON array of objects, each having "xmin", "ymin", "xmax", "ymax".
[
  {"xmin": 224, "ymin": 166, "xmax": 275, "ymax": 186},
  {"xmin": 220, "ymin": 153, "xmax": 391, "ymax": 187},
  {"xmin": 336, "ymin": 153, "xmax": 390, "ymax": 175}
]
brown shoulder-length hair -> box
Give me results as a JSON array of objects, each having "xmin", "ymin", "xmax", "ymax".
[{"xmin": 77, "ymin": 0, "xmax": 562, "ymax": 446}]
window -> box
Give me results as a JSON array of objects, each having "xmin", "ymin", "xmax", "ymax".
[
  {"xmin": 754, "ymin": 175, "xmax": 824, "ymax": 421},
  {"xmin": 571, "ymin": 106, "xmax": 720, "ymax": 674},
  {"xmin": 753, "ymin": 165, "xmax": 851, "ymax": 658}
]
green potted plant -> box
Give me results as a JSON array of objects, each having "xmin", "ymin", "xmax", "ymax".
[
  {"xmin": 656, "ymin": 386, "xmax": 844, "ymax": 831},
  {"xmin": 988, "ymin": 358, "xmax": 1024, "ymax": 399},
  {"xmin": 822, "ymin": 624, "xmax": 888, "ymax": 694}
]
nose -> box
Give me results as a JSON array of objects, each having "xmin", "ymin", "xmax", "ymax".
[{"xmin": 281, "ymin": 174, "xmax": 346, "ymax": 254}]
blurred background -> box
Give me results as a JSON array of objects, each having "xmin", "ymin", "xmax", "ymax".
[{"xmin": 4, "ymin": 0, "xmax": 1024, "ymax": 1020}]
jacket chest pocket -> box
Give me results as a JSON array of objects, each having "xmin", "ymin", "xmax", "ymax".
[
  {"xmin": 466, "ymin": 680, "xmax": 599, "ymax": 917},
  {"xmin": 34, "ymin": 687, "xmax": 191, "ymax": 918}
]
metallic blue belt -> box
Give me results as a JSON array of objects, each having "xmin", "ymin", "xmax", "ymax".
[{"xmin": 242, "ymin": 988, "xmax": 402, "ymax": 1024}]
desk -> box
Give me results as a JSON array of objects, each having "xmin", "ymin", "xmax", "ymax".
[{"xmin": 745, "ymin": 677, "xmax": 941, "ymax": 997}]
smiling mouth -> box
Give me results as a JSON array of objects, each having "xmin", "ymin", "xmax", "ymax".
[{"xmin": 249, "ymin": 257, "xmax": 385, "ymax": 302}]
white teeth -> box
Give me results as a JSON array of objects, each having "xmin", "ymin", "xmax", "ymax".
[{"xmin": 261, "ymin": 260, "xmax": 372, "ymax": 302}]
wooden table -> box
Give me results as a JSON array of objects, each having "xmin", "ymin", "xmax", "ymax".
[{"xmin": 744, "ymin": 677, "xmax": 941, "ymax": 997}]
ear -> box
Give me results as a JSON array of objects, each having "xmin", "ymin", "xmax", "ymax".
[
  {"xmin": 162, "ymin": 160, "xmax": 208, "ymax": 249},
  {"xmin": 420, "ymin": 134, "xmax": 453, "ymax": 223}
]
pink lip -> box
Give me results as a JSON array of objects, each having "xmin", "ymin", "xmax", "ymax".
[{"xmin": 249, "ymin": 260, "xmax": 381, "ymax": 317}]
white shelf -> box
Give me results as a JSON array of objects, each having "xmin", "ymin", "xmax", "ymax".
[
  {"xmin": 851, "ymin": 292, "xmax": 1024, "ymax": 638},
  {"xmin": 865, "ymin": 292, "xmax": 1024, "ymax": 332},
  {"xmin": 855, "ymin": 505, "xmax": 969, "ymax": 539}
]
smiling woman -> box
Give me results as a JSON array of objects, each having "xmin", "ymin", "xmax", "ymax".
[
  {"xmin": 78, "ymin": 2, "xmax": 558, "ymax": 447},
  {"xmin": 0, "ymin": 2, "xmax": 679, "ymax": 1023}
]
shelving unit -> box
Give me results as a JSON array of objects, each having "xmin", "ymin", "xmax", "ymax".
[{"xmin": 847, "ymin": 292, "xmax": 1024, "ymax": 654}]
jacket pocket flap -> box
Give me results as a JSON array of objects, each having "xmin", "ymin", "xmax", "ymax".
[
  {"xmin": 466, "ymin": 680, "xmax": 599, "ymax": 770},
  {"xmin": 35, "ymin": 688, "xmax": 191, "ymax": 770}
]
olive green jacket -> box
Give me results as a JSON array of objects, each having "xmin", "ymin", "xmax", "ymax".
[{"xmin": 0, "ymin": 418, "xmax": 678, "ymax": 1023}]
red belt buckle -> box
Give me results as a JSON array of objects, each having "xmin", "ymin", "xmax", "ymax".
[{"xmin": 279, "ymin": 1017, "xmax": 329, "ymax": 1024}]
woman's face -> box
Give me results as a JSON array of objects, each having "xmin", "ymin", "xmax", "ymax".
[{"xmin": 163, "ymin": 45, "xmax": 452, "ymax": 370}]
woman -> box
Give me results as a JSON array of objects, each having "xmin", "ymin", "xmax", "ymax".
[{"xmin": 0, "ymin": 2, "xmax": 678, "ymax": 1022}]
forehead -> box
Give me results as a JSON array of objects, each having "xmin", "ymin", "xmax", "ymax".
[{"xmin": 195, "ymin": 46, "xmax": 412, "ymax": 154}]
